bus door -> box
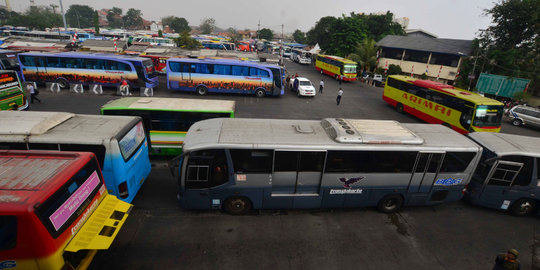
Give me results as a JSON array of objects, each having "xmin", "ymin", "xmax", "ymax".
[
  {"xmin": 34, "ymin": 56, "xmax": 47, "ymax": 76},
  {"xmin": 478, "ymin": 160, "xmax": 523, "ymax": 209},
  {"xmin": 408, "ymin": 152, "xmax": 444, "ymax": 203},
  {"xmin": 181, "ymin": 62, "xmax": 192, "ymax": 81},
  {"xmin": 267, "ymin": 151, "xmax": 325, "ymax": 209}
]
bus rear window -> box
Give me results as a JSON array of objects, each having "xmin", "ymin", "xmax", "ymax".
[
  {"xmin": 36, "ymin": 159, "xmax": 103, "ymax": 238},
  {"xmin": 0, "ymin": 216, "xmax": 17, "ymax": 251},
  {"xmin": 118, "ymin": 121, "xmax": 146, "ymax": 160}
]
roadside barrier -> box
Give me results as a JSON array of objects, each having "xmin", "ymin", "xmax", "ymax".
[
  {"xmin": 90, "ymin": 84, "xmax": 103, "ymax": 95},
  {"xmin": 47, "ymin": 82, "xmax": 61, "ymax": 93},
  {"xmin": 140, "ymin": 87, "xmax": 154, "ymax": 97},
  {"xmin": 70, "ymin": 83, "xmax": 84, "ymax": 94}
]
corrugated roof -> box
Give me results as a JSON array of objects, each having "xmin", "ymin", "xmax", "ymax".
[{"xmin": 377, "ymin": 35, "xmax": 472, "ymax": 56}]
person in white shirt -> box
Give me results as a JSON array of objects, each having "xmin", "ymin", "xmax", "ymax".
[
  {"xmin": 319, "ymin": 79, "xmax": 324, "ymax": 94},
  {"xmin": 28, "ymin": 83, "xmax": 41, "ymax": 104},
  {"xmin": 336, "ymin": 88, "xmax": 343, "ymax": 105}
]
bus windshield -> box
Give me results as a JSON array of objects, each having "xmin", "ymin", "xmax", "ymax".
[
  {"xmin": 142, "ymin": 59, "xmax": 158, "ymax": 78},
  {"xmin": 473, "ymin": 105, "xmax": 503, "ymax": 127},
  {"xmin": 343, "ymin": 64, "xmax": 357, "ymax": 74},
  {"xmin": 118, "ymin": 121, "xmax": 146, "ymax": 160}
]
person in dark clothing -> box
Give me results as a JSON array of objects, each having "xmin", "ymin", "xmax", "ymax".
[
  {"xmin": 493, "ymin": 249, "xmax": 520, "ymax": 270},
  {"xmin": 285, "ymin": 75, "xmax": 291, "ymax": 90},
  {"xmin": 293, "ymin": 78, "xmax": 299, "ymax": 92}
]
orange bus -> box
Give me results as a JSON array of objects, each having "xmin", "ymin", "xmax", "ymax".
[
  {"xmin": 383, "ymin": 75, "xmax": 504, "ymax": 134},
  {"xmin": 0, "ymin": 150, "xmax": 132, "ymax": 270},
  {"xmin": 315, "ymin": 55, "xmax": 357, "ymax": 81}
]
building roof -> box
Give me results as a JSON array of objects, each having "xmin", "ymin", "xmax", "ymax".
[{"xmin": 377, "ymin": 35, "xmax": 472, "ymax": 56}]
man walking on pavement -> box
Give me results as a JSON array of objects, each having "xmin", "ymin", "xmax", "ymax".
[
  {"xmin": 319, "ymin": 79, "xmax": 324, "ymax": 94},
  {"xmin": 336, "ymin": 87, "xmax": 343, "ymax": 105}
]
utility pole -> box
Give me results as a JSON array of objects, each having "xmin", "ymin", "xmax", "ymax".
[
  {"xmin": 281, "ymin": 24, "xmax": 284, "ymax": 40},
  {"xmin": 257, "ymin": 20, "xmax": 260, "ymax": 39},
  {"xmin": 59, "ymin": 0, "xmax": 67, "ymax": 30}
]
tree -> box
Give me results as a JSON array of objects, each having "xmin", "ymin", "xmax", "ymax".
[
  {"xmin": 387, "ymin": 64, "xmax": 402, "ymax": 76},
  {"xmin": 7, "ymin": 6, "xmax": 62, "ymax": 30},
  {"xmin": 199, "ymin": 18, "xmax": 216, "ymax": 34},
  {"xmin": 306, "ymin": 16, "xmax": 338, "ymax": 50},
  {"xmin": 123, "ymin": 8, "xmax": 143, "ymax": 30},
  {"xmin": 162, "ymin": 16, "xmax": 190, "ymax": 33},
  {"xmin": 174, "ymin": 31, "xmax": 201, "ymax": 49},
  {"xmin": 66, "ymin": 5, "xmax": 94, "ymax": 28},
  {"xmin": 107, "ymin": 7, "xmax": 123, "ymax": 28},
  {"xmin": 347, "ymin": 38, "xmax": 378, "ymax": 72},
  {"xmin": 292, "ymin": 29, "xmax": 306, "ymax": 43},
  {"xmin": 257, "ymin": 28, "xmax": 273, "ymax": 40},
  {"xmin": 226, "ymin": 27, "xmax": 242, "ymax": 44},
  {"xmin": 94, "ymin": 11, "xmax": 100, "ymax": 35},
  {"xmin": 158, "ymin": 29, "xmax": 163, "ymax": 37}
]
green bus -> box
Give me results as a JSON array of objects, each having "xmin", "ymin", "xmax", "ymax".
[
  {"xmin": 0, "ymin": 70, "xmax": 28, "ymax": 111},
  {"xmin": 100, "ymin": 97, "xmax": 236, "ymax": 156}
]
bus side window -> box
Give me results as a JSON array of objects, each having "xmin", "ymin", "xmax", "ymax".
[
  {"xmin": 502, "ymin": 156, "xmax": 534, "ymax": 186},
  {"xmin": 439, "ymin": 152, "xmax": 476, "ymax": 173},
  {"xmin": 60, "ymin": 144, "xmax": 106, "ymax": 169},
  {"xmin": 28, "ymin": 143, "xmax": 60, "ymax": 151},
  {"xmin": 230, "ymin": 149, "xmax": 272, "ymax": 173},
  {"xmin": 169, "ymin": 62, "xmax": 180, "ymax": 72},
  {"xmin": 0, "ymin": 142, "xmax": 28, "ymax": 150},
  {"xmin": 186, "ymin": 150, "xmax": 229, "ymax": 189},
  {"xmin": 0, "ymin": 216, "xmax": 17, "ymax": 251}
]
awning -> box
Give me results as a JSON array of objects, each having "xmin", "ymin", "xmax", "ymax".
[{"xmin": 64, "ymin": 194, "xmax": 133, "ymax": 252}]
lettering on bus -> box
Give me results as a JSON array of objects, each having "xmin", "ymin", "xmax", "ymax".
[
  {"xmin": 105, "ymin": 71, "xmax": 126, "ymax": 74},
  {"xmin": 71, "ymin": 198, "xmax": 99, "ymax": 236},
  {"xmin": 434, "ymin": 178, "xmax": 463, "ymax": 186},
  {"xmin": 0, "ymin": 260, "xmax": 16, "ymax": 270},
  {"xmin": 401, "ymin": 93, "xmax": 452, "ymax": 117},
  {"xmin": 330, "ymin": 188, "xmax": 363, "ymax": 195}
]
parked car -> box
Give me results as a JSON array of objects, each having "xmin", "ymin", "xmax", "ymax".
[
  {"xmin": 291, "ymin": 77, "xmax": 316, "ymax": 97},
  {"xmin": 508, "ymin": 105, "xmax": 540, "ymax": 128}
]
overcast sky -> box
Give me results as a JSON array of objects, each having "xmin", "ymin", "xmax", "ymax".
[{"xmin": 13, "ymin": 0, "xmax": 497, "ymax": 40}]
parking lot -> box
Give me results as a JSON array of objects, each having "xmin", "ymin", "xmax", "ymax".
[{"xmin": 30, "ymin": 60, "xmax": 539, "ymax": 269}]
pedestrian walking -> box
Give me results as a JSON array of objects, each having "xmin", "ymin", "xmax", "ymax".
[
  {"xmin": 336, "ymin": 88, "xmax": 343, "ymax": 105},
  {"xmin": 293, "ymin": 77, "xmax": 299, "ymax": 92},
  {"xmin": 319, "ymin": 79, "xmax": 324, "ymax": 94},
  {"xmin": 286, "ymin": 75, "xmax": 291, "ymax": 90},
  {"xmin": 493, "ymin": 249, "xmax": 520, "ymax": 270},
  {"xmin": 28, "ymin": 83, "xmax": 41, "ymax": 104}
]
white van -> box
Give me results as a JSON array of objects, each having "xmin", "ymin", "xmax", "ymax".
[{"xmin": 509, "ymin": 105, "xmax": 540, "ymax": 128}]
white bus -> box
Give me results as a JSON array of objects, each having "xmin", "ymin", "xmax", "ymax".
[
  {"xmin": 176, "ymin": 118, "xmax": 482, "ymax": 214},
  {"xmin": 291, "ymin": 48, "xmax": 312, "ymax": 64}
]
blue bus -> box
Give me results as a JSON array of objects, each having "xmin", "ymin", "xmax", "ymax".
[
  {"xmin": 167, "ymin": 58, "xmax": 284, "ymax": 97},
  {"xmin": 177, "ymin": 118, "xmax": 482, "ymax": 214},
  {"xmin": 0, "ymin": 111, "xmax": 152, "ymax": 203},
  {"xmin": 17, "ymin": 52, "xmax": 158, "ymax": 90},
  {"xmin": 465, "ymin": 132, "xmax": 540, "ymax": 216}
]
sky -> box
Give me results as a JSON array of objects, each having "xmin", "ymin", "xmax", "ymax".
[{"xmin": 12, "ymin": 0, "xmax": 498, "ymax": 40}]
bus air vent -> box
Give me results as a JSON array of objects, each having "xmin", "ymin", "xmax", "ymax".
[{"xmin": 293, "ymin": 124, "xmax": 315, "ymax": 134}]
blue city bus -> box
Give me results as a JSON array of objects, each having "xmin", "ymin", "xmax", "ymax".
[
  {"xmin": 465, "ymin": 132, "xmax": 540, "ymax": 216},
  {"xmin": 0, "ymin": 111, "xmax": 152, "ymax": 203},
  {"xmin": 177, "ymin": 118, "xmax": 482, "ymax": 214},
  {"xmin": 17, "ymin": 52, "xmax": 159, "ymax": 89},
  {"xmin": 166, "ymin": 58, "xmax": 284, "ymax": 97}
]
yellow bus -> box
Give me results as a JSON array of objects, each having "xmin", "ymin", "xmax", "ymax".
[
  {"xmin": 383, "ymin": 75, "xmax": 504, "ymax": 134},
  {"xmin": 315, "ymin": 55, "xmax": 357, "ymax": 81}
]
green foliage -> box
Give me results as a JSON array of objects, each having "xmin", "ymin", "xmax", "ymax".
[
  {"xmin": 258, "ymin": 28, "xmax": 273, "ymax": 40},
  {"xmin": 107, "ymin": 7, "xmax": 123, "ymax": 28},
  {"xmin": 123, "ymin": 8, "xmax": 143, "ymax": 30},
  {"xmin": 66, "ymin": 5, "xmax": 95, "ymax": 28},
  {"xmin": 200, "ymin": 18, "xmax": 216, "ymax": 34},
  {"xmin": 226, "ymin": 28, "xmax": 242, "ymax": 44},
  {"xmin": 306, "ymin": 16, "xmax": 338, "ymax": 52},
  {"xmin": 513, "ymin": 91, "xmax": 532, "ymax": 102},
  {"xmin": 387, "ymin": 64, "xmax": 402, "ymax": 75},
  {"xmin": 174, "ymin": 31, "xmax": 200, "ymax": 49},
  {"xmin": 158, "ymin": 30, "xmax": 163, "ymax": 37},
  {"xmin": 162, "ymin": 16, "xmax": 190, "ymax": 33},
  {"xmin": 292, "ymin": 29, "xmax": 306, "ymax": 43},
  {"xmin": 94, "ymin": 11, "xmax": 100, "ymax": 35},
  {"xmin": 347, "ymin": 38, "xmax": 377, "ymax": 71},
  {"xmin": 6, "ymin": 6, "xmax": 62, "ymax": 30},
  {"xmin": 420, "ymin": 73, "xmax": 428, "ymax": 80}
]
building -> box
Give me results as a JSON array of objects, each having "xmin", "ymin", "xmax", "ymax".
[{"xmin": 376, "ymin": 34, "xmax": 472, "ymax": 84}]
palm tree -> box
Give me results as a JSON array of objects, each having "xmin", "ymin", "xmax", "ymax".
[{"xmin": 347, "ymin": 38, "xmax": 378, "ymax": 73}]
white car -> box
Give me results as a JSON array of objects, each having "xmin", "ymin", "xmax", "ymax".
[{"xmin": 292, "ymin": 77, "xmax": 316, "ymax": 97}]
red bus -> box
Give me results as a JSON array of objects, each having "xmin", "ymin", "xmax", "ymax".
[{"xmin": 0, "ymin": 150, "xmax": 132, "ymax": 270}]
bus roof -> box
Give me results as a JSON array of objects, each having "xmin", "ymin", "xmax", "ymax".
[
  {"xmin": 468, "ymin": 132, "xmax": 540, "ymax": 158},
  {"xmin": 18, "ymin": 51, "xmax": 151, "ymax": 62},
  {"xmin": 0, "ymin": 150, "xmax": 93, "ymax": 208},
  {"xmin": 0, "ymin": 111, "xmax": 141, "ymax": 144},
  {"xmin": 318, "ymin": 55, "xmax": 357, "ymax": 65},
  {"xmin": 183, "ymin": 118, "xmax": 480, "ymax": 152},
  {"xmin": 168, "ymin": 57, "xmax": 281, "ymax": 68},
  {"xmin": 101, "ymin": 97, "xmax": 236, "ymax": 112},
  {"xmin": 390, "ymin": 75, "xmax": 503, "ymax": 106}
]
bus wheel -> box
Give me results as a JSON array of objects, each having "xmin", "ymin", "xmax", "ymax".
[
  {"xmin": 510, "ymin": 199, "xmax": 536, "ymax": 216},
  {"xmin": 224, "ymin": 197, "xmax": 252, "ymax": 215},
  {"xmin": 255, "ymin": 89, "xmax": 266, "ymax": 98},
  {"xmin": 56, "ymin": 78, "xmax": 69, "ymax": 89},
  {"xmin": 396, "ymin": 103, "xmax": 404, "ymax": 114},
  {"xmin": 196, "ymin": 86, "xmax": 208, "ymax": 96},
  {"xmin": 511, "ymin": 119, "xmax": 522, "ymax": 126},
  {"xmin": 377, "ymin": 195, "xmax": 403, "ymax": 213}
]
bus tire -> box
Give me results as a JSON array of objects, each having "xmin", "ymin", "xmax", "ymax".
[
  {"xmin": 224, "ymin": 197, "xmax": 252, "ymax": 215},
  {"xmin": 511, "ymin": 119, "xmax": 522, "ymax": 126},
  {"xmin": 196, "ymin": 86, "xmax": 208, "ymax": 96},
  {"xmin": 56, "ymin": 78, "xmax": 69, "ymax": 89},
  {"xmin": 510, "ymin": 199, "xmax": 536, "ymax": 216},
  {"xmin": 255, "ymin": 89, "xmax": 266, "ymax": 98},
  {"xmin": 377, "ymin": 194, "xmax": 403, "ymax": 213},
  {"xmin": 396, "ymin": 103, "xmax": 404, "ymax": 114}
]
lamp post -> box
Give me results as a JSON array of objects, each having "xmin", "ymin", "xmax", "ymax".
[
  {"xmin": 74, "ymin": 10, "xmax": 81, "ymax": 29},
  {"xmin": 58, "ymin": 0, "xmax": 67, "ymax": 30}
]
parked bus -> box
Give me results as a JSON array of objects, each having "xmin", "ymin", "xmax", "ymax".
[
  {"xmin": 0, "ymin": 70, "xmax": 28, "ymax": 111},
  {"xmin": 101, "ymin": 97, "xmax": 235, "ymax": 156},
  {"xmin": 383, "ymin": 75, "xmax": 504, "ymax": 134},
  {"xmin": 291, "ymin": 48, "xmax": 312, "ymax": 65},
  {"xmin": 133, "ymin": 37, "xmax": 175, "ymax": 47},
  {"xmin": 17, "ymin": 52, "xmax": 159, "ymax": 90},
  {"xmin": 0, "ymin": 50, "xmax": 20, "ymax": 73},
  {"xmin": 0, "ymin": 111, "xmax": 151, "ymax": 203},
  {"xmin": 315, "ymin": 55, "xmax": 357, "ymax": 81},
  {"xmin": 167, "ymin": 58, "xmax": 285, "ymax": 97},
  {"xmin": 465, "ymin": 132, "xmax": 540, "ymax": 216},
  {"xmin": 0, "ymin": 150, "xmax": 132, "ymax": 270},
  {"xmin": 177, "ymin": 118, "xmax": 482, "ymax": 215},
  {"xmin": 201, "ymin": 42, "xmax": 235, "ymax": 51}
]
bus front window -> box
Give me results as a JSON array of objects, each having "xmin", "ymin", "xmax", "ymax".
[
  {"xmin": 343, "ymin": 65, "xmax": 356, "ymax": 74},
  {"xmin": 473, "ymin": 105, "xmax": 503, "ymax": 127}
]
